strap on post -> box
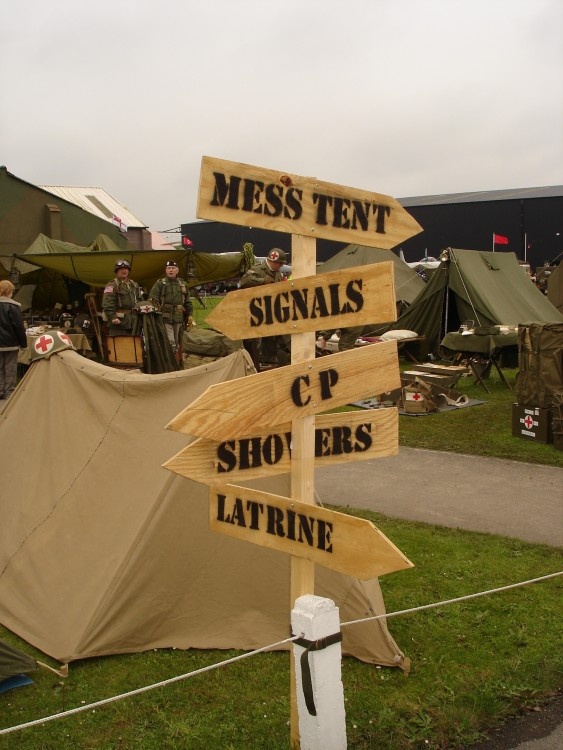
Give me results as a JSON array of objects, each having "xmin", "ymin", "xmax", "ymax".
[{"xmin": 293, "ymin": 632, "xmax": 342, "ymax": 716}]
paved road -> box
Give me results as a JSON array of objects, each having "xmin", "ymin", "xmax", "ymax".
[
  {"xmin": 315, "ymin": 447, "xmax": 563, "ymax": 547},
  {"xmin": 316, "ymin": 447, "xmax": 563, "ymax": 750}
]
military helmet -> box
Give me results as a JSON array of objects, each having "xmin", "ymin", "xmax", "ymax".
[
  {"xmin": 166, "ymin": 260, "xmax": 178, "ymax": 268},
  {"xmin": 114, "ymin": 259, "xmax": 131, "ymax": 272},
  {"xmin": 30, "ymin": 330, "xmax": 76, "ymax": 362},
  {"xmin": 267, "ymin": 248, "xmax": 287, "ymax": 264}
]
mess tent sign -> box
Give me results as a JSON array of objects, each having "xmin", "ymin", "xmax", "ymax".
[{"xmin": 197, "ymin": 156, "xmax": 422, "ymax": 249}]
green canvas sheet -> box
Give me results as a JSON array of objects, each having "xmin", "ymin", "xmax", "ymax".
[
  {"xmin": 14, "ymin": 234, "xmax": 254, "ymax": 290},
  {"xmin": 0, "ymin": 640, "xmax": 36, "ymax": 682}
]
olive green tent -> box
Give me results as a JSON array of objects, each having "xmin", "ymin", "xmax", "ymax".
[
  {"xmin": 547, "ymin": 263, "xmax": 563, "ymax": 314},
  {"xmin": 318, "ymin": 244, "xmax": 425, "ymax": 309},
  {"xmin": 0, "ymin": 640, "xmax": 36, "ymax": 683},
  {"xmin": 370, "ymin": 248, "xmax": 563, "ymax": 354}
]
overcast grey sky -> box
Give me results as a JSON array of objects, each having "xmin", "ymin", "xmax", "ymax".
[{"xmin": 1, "ymin": 0, "xmax": 561, "ymax": 239}]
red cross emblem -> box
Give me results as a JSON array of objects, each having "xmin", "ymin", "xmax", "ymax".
[
  {"xmin": 34, "ymin": 334, "xmax": 54, "ymax": 354},
  {"xmin": 58, "ymin": 332, "xmax": 72, "ymax": 346},
  {"xmin": 138, "ymin": 304, "xmax": 152, "ymax": 313},
  {"xmin": 412, "ymin": 392, "xmax": 422, "ymax": 401},
  {"xmin": 523, "ymin": 415, "xmax": 534, "ymax": 429}
]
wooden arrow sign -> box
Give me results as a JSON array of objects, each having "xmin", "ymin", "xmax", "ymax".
[
  {"xmin": 164, "ymin": 408, "xmax": 398, "ymax": 485},
  {"xmin": 210, "ymin": 484, "xmax": 413, "ymax": 580},
  {"xmin": 166, "ymin": 340, "xmax": 399, "ymax": 441},
  {"xmin": 205, "ymin": 262, "xmax": 396, "ymax": 340},
  {"xmin": 197, "ymin": 156, "xmax": 423, "ymax": 249}
]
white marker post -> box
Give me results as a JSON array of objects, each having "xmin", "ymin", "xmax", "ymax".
[
  {"xmin": 289, "ymin": 233, "xmax": 317, "ymax": 746},
  {"xmin": 291, "ymin": 595, "xmax": 347, "ymax": 750}
]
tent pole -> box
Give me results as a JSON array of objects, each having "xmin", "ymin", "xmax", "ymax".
[{"xmin": 444, "ymin": 273, "xmax": 449, "ymax": 336}]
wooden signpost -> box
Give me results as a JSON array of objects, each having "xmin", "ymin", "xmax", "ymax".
[
  {"xmin": 204, "ymin": 262, "xmax": 396, "ymax": 340},
  {"xmin": 166, "ymin": 157, "xmax": 422, "ymax": 748},
  {"xmin": 197, "ymin": 156, "xmax": 422, "ymax": 249},
  {"xmin": 164, "ymin": 409, "xmax": 398, "ymax": 485},
  {"xmin": 210, "ymin": 484, "xmax": 412, "ymax": 579},
  {"xmin": 166, "ymin": 340, "xmax": 400, "ymax": 441}
]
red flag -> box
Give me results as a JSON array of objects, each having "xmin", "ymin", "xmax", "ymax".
[
  {"xmin": 111, "ymin": 214, "xmax": 128, "ymax": 232},
  {"xmin": 493, "ymin": 233, "xmax": 509, "ymax": 245}
]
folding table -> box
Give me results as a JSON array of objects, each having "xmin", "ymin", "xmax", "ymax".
[{"xmin": 439, "ymin": 331, "xmax": 517, "ymax": 393}]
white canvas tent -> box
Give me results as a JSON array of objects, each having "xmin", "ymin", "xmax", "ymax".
[{"xmin": 0, "ymin": 350, "xmax": 406, "ymax": 667}]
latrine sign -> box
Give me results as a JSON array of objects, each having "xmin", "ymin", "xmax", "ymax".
[{"xmin": 210, "ymin": 484, "xmax": 412, "ymax": 580}]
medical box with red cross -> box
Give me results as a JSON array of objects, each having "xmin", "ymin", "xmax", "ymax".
[{"xmin": 511, "ymin": 404, "xmax": 553, "ymax": 444}]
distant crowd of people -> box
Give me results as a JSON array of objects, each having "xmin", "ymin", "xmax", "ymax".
[{"xmin": 2, "ymin": 247, "xmax": 305, "ymax": 401}]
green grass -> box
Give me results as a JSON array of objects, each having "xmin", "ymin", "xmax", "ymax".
[
  {"xmin": 396, "ymin": 369, "xmax": 563, "ymax": 468},
  {"xmin": 1, "ymin": 518, "xmax": 561, "ymax": 749},
  {"xmin": 190, "ymin": 293, "xmax": 222, "ymax": 328},
  {"xmin": 2, "ymin": 301, "xmax": 561, "ymax": 748}
]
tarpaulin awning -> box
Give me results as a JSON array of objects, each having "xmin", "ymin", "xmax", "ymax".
[{"xmin": 13, "ymin": 234, "xmax": 255, "ymax": 290}]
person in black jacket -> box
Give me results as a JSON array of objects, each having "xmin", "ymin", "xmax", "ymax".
[{"xmin": 0, "ymin": 280, "xmax": 28, "ymax": 401}]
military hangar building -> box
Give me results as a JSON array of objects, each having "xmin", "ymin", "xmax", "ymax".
[{"xmin": 181, "ymin": 185, "xmax": 563, "ymax": 271}]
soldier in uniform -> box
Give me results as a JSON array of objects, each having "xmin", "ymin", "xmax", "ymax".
[
  {"xmin": 102, "ymin": 259, "xmax": 141, "ymax": 336},
  {"xmin": 149, "ymin": 260, "xmax": 193, "ymax": 354},
  {"xmin": 239, "ymin": 248, "xmax": 290, "ymax": 370}
]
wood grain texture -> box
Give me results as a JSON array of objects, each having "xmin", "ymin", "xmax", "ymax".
[
  {"xmin": 209, "ymin": 484, "xmax": 413, "ymax": 579},
  {"xmin": 206, "ymin": 262, "xmax": 396, "ymax": 339},
  {"xmin": 197, "ymin": 156, "xmax": 423, "ymax": 248},
  {"xmin": 163, "ymin": 409, "xmax": 398, "ymax": 484},
  {"xmin": 166, "ymin": 340, "xmax": 400, "ymax": 441}
]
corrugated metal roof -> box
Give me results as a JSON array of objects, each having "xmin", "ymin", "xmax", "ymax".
[
  {"xmin": 399, "ymin": 185, "xmax": 563, "ymax": 207},
  {"xmin": 39, "ymin": 185, "xmax": 146, "ymax": 229}
]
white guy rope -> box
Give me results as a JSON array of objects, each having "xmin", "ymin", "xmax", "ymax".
[
  {"xmin": 0, "ymin": 635, "xmax": 295, "ymax": 736},
  {"xmin": 341, "ymin": 570, "xmax": 562, "ymax": 628},
  {"xmin": 1, "ymin": 570, "xmax": 560, "ymax": 736}
]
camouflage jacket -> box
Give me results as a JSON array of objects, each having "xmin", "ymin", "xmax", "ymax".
[
  {"xmin": 102, "ymin": 278, "xmax": 141, "ymax": 328},
  {"xmin": 149, "ymin": 277, "xmax": 192, "ymax": 323},
  {"xmin": 239, "ymin": 261, "xmax": 283, "ymax": 288}
]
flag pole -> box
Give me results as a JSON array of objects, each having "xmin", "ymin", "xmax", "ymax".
[{"xmin": 492, "ymin": 233, "xmax": 495, "ymax": 252}]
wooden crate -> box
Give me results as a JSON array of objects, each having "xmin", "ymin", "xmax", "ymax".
[
  {"xmin": 105, "ymin": 336, "xmax": 143, "ymax": 366},
  {"xmin": 402, "ymin": 369, "xmax": 461, "ymax": 389},
  {"xmin": 414, "ymin": 363, "xmax": 469, "ymax": 378}
]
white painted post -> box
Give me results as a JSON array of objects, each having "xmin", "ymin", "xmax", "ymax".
[{"xmin": 291, "ymin": 595, "xmax": 347, "ymax": 750}]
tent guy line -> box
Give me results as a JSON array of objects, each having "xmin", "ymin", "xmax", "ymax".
[
  {"xmin": 341, "ymin": 569, "xmax": 563, "ymax": 628},
  {"xmin": 1, "ymin": 570, "xmax": 560, "ymax": 738}
]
